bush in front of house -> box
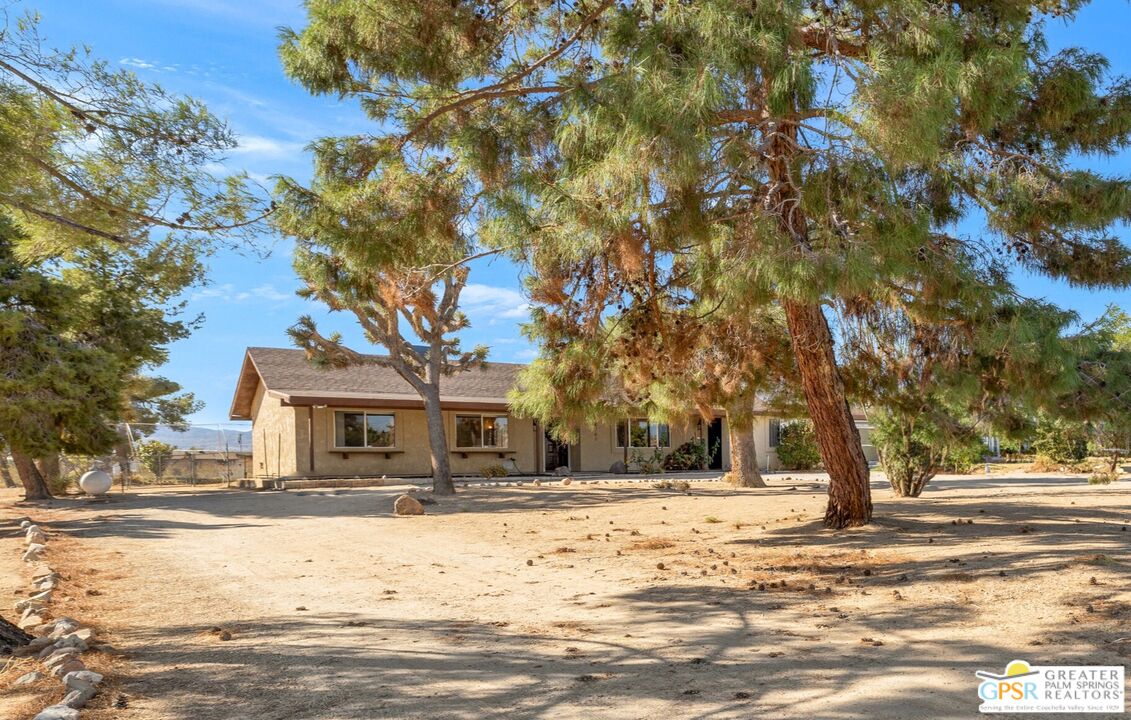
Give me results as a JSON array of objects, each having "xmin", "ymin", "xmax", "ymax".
[
  {"xmin": 480, "ymin": 464, "xmax": 508, "ymax": 479},
  {"xmin": 776, "ymin": 420, "xmax": 821, "ymax": 470},
  {"xmin": 662, "ymin": 439, "xmax": 708, "ymax": 471},
  {"xmin": 630, "ymin": 448, "xmax": 665, "ymax": 474}
]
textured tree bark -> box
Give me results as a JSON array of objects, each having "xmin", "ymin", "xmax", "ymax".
[
  {"xmin": 762, "ymin": 103, "xmax": 873, "ymax": 527},
  {"xmin": 0, "ymin": 448, "xmax": 15, "ymax": 488},
  {"xmin": 420, "ymin": 384, "xmax": 455, "ymax": 495},
  {"xmin": 11, "ymin": 450, "xmax": 52, "ymax": 501},
  {"xmin": 726, "ymin": 412, "xmax": 766, "ymax": 487},
  {"xmin": 782, "ymin": 300, "xmax": 872, "ymax": 527},
  {"xmin": 36, "ymin": 454, "xmax": 61, "ymax": 489}
]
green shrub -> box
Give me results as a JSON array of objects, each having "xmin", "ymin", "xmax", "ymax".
[
  {"xmin": 662, "ymin": 439, "xmax": 708, "ymax": 471},
  {"xmin": 480, "ymin": 464, "xmax": 508, "ymax": 479},
  {"xmin": 939, "ymin": 437, "xmax": 988, "ymax": 474},
  {"xmin": 1030, "ymin": 417, "xmax": 1088, "ymax": 464},
  {"xmin": 776, "ymin": 420, "xmax": 821, "ymax": 470}
]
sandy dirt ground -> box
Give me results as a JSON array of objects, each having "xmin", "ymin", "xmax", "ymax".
[{"xmin": 1, "ymin": 472, "xmax": 1128, "ymax": 720}]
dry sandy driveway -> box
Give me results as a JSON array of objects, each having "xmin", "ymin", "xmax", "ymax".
[{"xmin": 3, "ymin": 473, "xmax": 1129, "ymax": 719}]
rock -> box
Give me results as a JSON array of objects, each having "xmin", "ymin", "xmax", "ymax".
[
  {"xmin": 49, "ymin": 658, "xmax": 86, "ymax": 678},
  {"xmin": 43, "ymin": 646, "xmax": 80, "ymax": 664},
  {"xmin": 553, "ymin": 466, "xmax": 571, "ymax": 476},
  {"xmin": 63, "ymin": 670, "xmax": 103, "ymax": 688},
  {"xmin": 15, "ymin": 596, "xmax": 48, "ymax": 612},
  {"xmin": 22, "ymin": 543, "xmax": 47, "ymax": 561},
  {"xmin": 32, "ymin": 704, "xmax": 79, "ymax": 720},
  {"xmin": 532, "ymin": 480, "xmax": 541, "ymax": 487},
  {"xmin": 19, "ymin": 519, "xmax": 32, "ymax": 529},
  {"xmin": 46, "ymin": 618, "xmax": 79, "ymax": 636},
  {"xmin": 29, "ymin": 589, "xmax": 53, "ymax": 604},
  {"xmin": 19, "ymin": 611, "xmax": 46, "ymax": 629},
  {"xmin": 64, "ymin": 684, "xmax": 98, "ymax": 709},
  {"xmin": 561, "ymin": 478, "xmax": 572, "ymax": 485},
  {"xmin": 14, "ymin": 671, "xmax": 45, "ymax": 685},
  {"xmin": 54, "ymin": 633, "xmax": 90, "ymax": 652},
  {"xmin": 26, "ymin": 635, "xmax": 54, "ymax": 651},
  {"xmin": 26, "ymin": 526, "xmax": 47, "ymax": 544},
  {"xmin": 393, "ymin": 494, "xmax": 424, "ymax": 516},
  {"xmin": 610, "ymin": 460, "xmax": 627, "ymax": 474}
]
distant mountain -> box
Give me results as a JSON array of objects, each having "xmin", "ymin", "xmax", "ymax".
[{"xmin": 130, "ymin": 425, "xmax": 252, "ymax": 453}]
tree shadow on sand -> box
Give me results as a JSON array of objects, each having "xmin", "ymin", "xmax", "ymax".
[{"xmin": 98, "ymin": 601, "xmax": 1018, "ymax": 720}]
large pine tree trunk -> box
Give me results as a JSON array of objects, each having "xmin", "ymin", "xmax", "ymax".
[
  {"xmin": 783, "ymin": 300, "xmax": 872, "ymax": 528},
  {"xmin": 763, "ymin": 107, "xmax": 872, "ymax": 528},
  {"xmin": 421, "ymin": 385, "xmax": 455, "ymax": 495},
  {"xmin": 0, "ymin": 448, "xmax": 15, "ymax": 488},
  {"xmin": 36, "ymin": 454, "xmax": 61, "ymax": 489},
  {"xmin": 726, "ymin": 412, "xmax": 766, "ymax": 487},
  {"xmin": 11, "ymin": 450, "xmax": 52, "ymax": 501}
]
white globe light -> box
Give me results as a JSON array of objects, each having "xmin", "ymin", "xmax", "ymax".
[{"xmin": 79, "ymin": 470, "xmax": 113, "ymax": 495}]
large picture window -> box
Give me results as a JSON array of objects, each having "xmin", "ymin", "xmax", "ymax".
[
  {"xmin": 615, "ymin": 419, "xmax": 670, "ymax": 448},
  {"xmin": 455, "ymin": 414, "xmax": 509, "ymax": 448},
  {"xmin": 334, "ymin": 412, "xmax": 395, "ymax": 449}
]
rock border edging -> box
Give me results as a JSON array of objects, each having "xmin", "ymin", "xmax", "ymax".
[{"xmin": 12, "ymin": 518, "xmax": 104, "ymax": 720}]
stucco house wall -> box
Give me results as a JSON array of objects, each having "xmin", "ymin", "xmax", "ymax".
[{"xmin": 250, "ymin": 383, "xmax": 301, "ymax": 478}]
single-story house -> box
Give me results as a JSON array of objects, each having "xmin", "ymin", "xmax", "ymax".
[{"xmin": 229, "ymin": 347, "xmax": 876, "ymax": 480}]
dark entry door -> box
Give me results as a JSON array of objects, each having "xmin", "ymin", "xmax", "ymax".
[
  {"xmin": 545, "ymin": 433, "xmax": 570, "ymax": 472},
  {"xmin": 706, "ymin": 418, "xmax": 723, "ymax": 470}
]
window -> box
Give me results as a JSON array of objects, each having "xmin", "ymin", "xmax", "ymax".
[
  {"xmin": 334, "ymin": 412, "xmax": 395, "ymax": 449},
  {"xmin": 615, "ymin": 419, "xmax": 670, "ymax": 448},
  {"xmin": 768, "ymin": 419, "xmax": 781, "ymax": 448},
  {"xmin": 455, "ymin": 414, "xmax": 509, "ymax": 448}
]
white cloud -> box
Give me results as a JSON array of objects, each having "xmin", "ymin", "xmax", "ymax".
[
  {"xmin": 461, "ymin": 284, "xmax": 531, "ymax": 323},
  {"xmin": 120, "ymin": 57, "xmax": 159, "ymax": 71},
  {"xmin": 229, "ymin": 135, "xmax": 306, "ymax": 159},
  {"xmin": 191, "ymin": 282, "xmax": 295, "ymax": 304}
]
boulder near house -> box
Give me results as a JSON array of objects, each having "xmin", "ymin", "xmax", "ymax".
[{"xmin": 229, "ymin": 347, "xmax": 876, "ymax": 481}]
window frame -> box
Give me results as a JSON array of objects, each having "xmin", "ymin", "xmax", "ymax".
[
  {"xmin": 332, "ymin": 410, "xmax": 397, "ymax": 450},
  {"xmin": 768, "ymin": 418, "xmax": 782, "ymax": 448},
  {"xmin": 453, "ymin": 413, "xmax": 510, "ymax": 449},
  {"xmin": 614, "ymin": 418, "xmax": 671, "ymax": 449}
]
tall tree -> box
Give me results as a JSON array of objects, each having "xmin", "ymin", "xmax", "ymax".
[
  {"xmin": 0, "ymin": 12, "xmax": 269, "ymax": 249},
  {"xmin": 0, "ymin": 11, "xmax": 264, "ymax": 500},
  {"xmin": 274, "ymin": 152, "xmax": 487, "ymax": 496},
  {"xmin": 282, "ymin": 1, "xmax": 1131, "ymax": 526}
]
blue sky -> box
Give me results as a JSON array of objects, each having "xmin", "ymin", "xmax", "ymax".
[{"xmin": 39, "ymin": 1, "xmax": 1131, "ymax": 425}]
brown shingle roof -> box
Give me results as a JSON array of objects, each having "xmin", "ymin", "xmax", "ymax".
[{"xmin": 229, "ymin": 347, "xmax": 524, "ymax": 419}]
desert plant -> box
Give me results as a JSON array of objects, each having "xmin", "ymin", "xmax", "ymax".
[
  {"xmin": 1088, "ymin": 470, "xmax": 1119, "ymax": 485},
  {"xmin": 776, "ymin": 421, "xmax": 821, "ymax": 471},
  {"xmin": 136, "ymin": 440, "xmax": 175, "ymax": 483},
  {"xmin": 479, "ymin": 464, "xmax": 508, "ymax": 480},
  {"xmin": 662, "ymin": 440, "xmax": 708, "ymax": 472},
  {"xmin": 631, "ymin": 448, "xmax": 665, "ymax": 475}
]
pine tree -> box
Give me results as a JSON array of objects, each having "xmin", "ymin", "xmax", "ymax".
[
  {"xmin": 0, "ymin": 12, "xmax": 269, "ymax": 249},
  {"xmin": 281, "ymin": 1, "xmax": 1131, "ymax": 526},
  {"xmin": 274, "ymin": 153, "xmax": 488, "ymax": 495}
]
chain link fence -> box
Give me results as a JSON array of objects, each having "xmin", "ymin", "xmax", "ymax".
[{"xmin": 52, "ymin": 423, "xmax": 252, "ymax": 490}]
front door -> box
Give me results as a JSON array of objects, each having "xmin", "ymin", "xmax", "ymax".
[
  {"xmin": 706, "ymin": 418, "xmax": 723, "ymax": 470},
  {"xmin": 545, "ymin": 433, "xmax": 570, "ymax": 472}
]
